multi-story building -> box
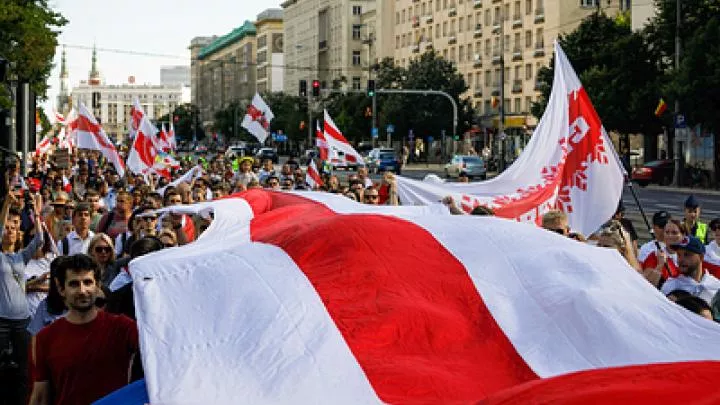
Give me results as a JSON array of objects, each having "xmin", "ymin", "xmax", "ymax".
[
  {"xmin": 189, "ymin": 36, "xmax": 216, "ymax": 108},
  {"xmin": 385, "ymin": 0, "xmax": 623, "ymax": 129},
  {"xmin": 160, "ymin": 65, "xmax": 191, "ymax": 87},
  {"xmin": 70, "ymin": 83, "xmax": 183, "ymax": 142},
  {"xmin": 282, "ymin": 0, "xmax": 377, "ymax": 94},
  {"xmin": 255, "ymin": 9, "xmax": 285, "ymax": 94}
]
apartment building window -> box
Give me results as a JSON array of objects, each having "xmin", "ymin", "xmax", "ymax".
[
  {"xmin": 475, "ymin": 72, "xmax": 481, "ymax": 87},
  {"xmin": 475, "ymin": 41, "xmax": 482, "ymax": 55},
  {"xmin": 443, "ymin": 22, "xmax": 447, "ymax": 36},
  {"xmin": 436, "ymin": 24, "xmax": 441, "ymax": 38},
  {"xmin": 525, "ymin": 63, "xmax": 532, "ymax": 79},
  {"xmin": 485, "ymin": 39, "xmax": 491, "ymax": 55},
  {"xmin": 352, "ymin": 24, "xmax": 362, "ymax": 40},
  {"xmin": 485, "ymin": 9, "xmax": 491, "ymax": 25},
  {"xmin": 443, "ymin": 49, "xmax": 448, "ymax": 59},
  {"xmin": 514, "ymin": 98, "xmax": 521, "ymax": 113},
  {"xmin": 352, "ymin": 5, "xmax": 362, "ymax": 15},
  {"xmin": 402, "ymin": 9, "xmax": 406, "ymax": 22},
  {"xmin": 485, "ymin": 100, "xmax": 492, "ymax": 113},
  {"xmin": 450, "ymin": 48, "xmax": 456, "ymax": 62},
  {"xmin": 526, "ymin": 0, "xmax": 532, "ymax": 14},
  {"xmin": 467, "ymin": 16, "xmax": 473, "ymax": 30},
  {"xmin": 459, "ymin": 17, "xmax": 464, "ymax": 32},
  {"xmin": 504, "ymin": 35, "xmax": 510, "ymax": 51},
  {"xmin": 436, "ymin": 0, "xmax": 440, "ymax": 11},
  {"xmin": 494, "ymin": 7, "xmax": 500, "ymax": 24},
  {"xmin": 422, "ymin": 2, "xmax": 427, "ymax": 14},
  {"xmin": 352, "ymin": 51, "xmax": 361, "ymax": 65},
  {"xmin": 620, "ymin": 0, "xmax": 630, "ymax": 10},
  {"xmin": 443, "ymin": 0, "xmax": 448, "ymax": 9},
  {"xmin": 396, "ymin": 36, "xmax": 400, "ymax": 49},
  {"xmin": 352, "ymin": 77, "xmax": 361, "ymax": 90},
  {"xmin": 514, "ymin": 65, "xmax": 520, "ymax": 79},
  {"xmin": 467, "ymin": 73, "xmax": 473, "ymax": 88},
  {"xmin": 429, "ymin": 0, "xmax": 433, "ymax": 11},
  {"xmin": 459, "ymin": 45, "xmax": 465, "ymax": 61},
  {"xmin": 429, "ymin": 26, "xmax": 433, "ymax": 38},
  {"xmin": 514, "ymin": 1, "xmax": 520, "ymax": 19},
  {"xmin": 580, "ymin": 0, "xmax": 598, "ymax": 7},
  {"xmin": 396, "ymin": 12, "xmax": 400, "ymax": 24},
  {"xmin": 485, "ymin": 70, "xmax": 492, "ymax": 86},
  {"xmin": 451, "ymin": 20, "xmax": 456, "ymax": 33},
  {"xmin": 525, "ymin": 30, "xmax": 532, "ymax": 48},
  {"xmin": 526, "ymin": 96, "xmax": 533, "ymax": 112},
  {"xmin": 504, "ymin": 4, "xmax": 510, "ymax": 20},
  {"xmin": 514, "ymin": 33, "xmax": 521, "ymax": 50},
  {"xmin": 536, "ymin": 27, "xmax": 544, "ymax": 47}
]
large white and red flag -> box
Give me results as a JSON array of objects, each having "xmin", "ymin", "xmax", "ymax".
[
  {"xmin": 75, "ymin": 103, "xmax": 125, "ymax": 177},
  {"xmin": 241, "ymin": 93, "xmax": 274, "ymax": 143},
  {"xmin": 305, "ymin": 159, "xmax": 324, "ymax": 189},
  {"xmin": 167, "ymin": 122, "xmax": 177, "ymax": 152},
  {"xmin": 35, "ymin": 134, "xmax": 53, "ymax": 156},
  {"xmin": 100, "ymin": 190, "xmax": 720, "ymax": 405},
  {"xmin": 128, "ymin": 99, "xmax": 144, "ymax": 140},
  {"xmin": 395, "ymin": 42, "xmax": 625, "ymax": 236},
  {"xmin": 324, "ymin": 109, "xmax": 364, "ymax": 165},
  {"xmin": 53, "ymin": 110, "xmax": 65, "ymax": 125},
  {"xmin": 126, "ymin": 113, "xmax": 162, "ymax": 176}
]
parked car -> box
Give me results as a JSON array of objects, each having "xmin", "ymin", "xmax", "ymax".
[
  {"xmin": 366, "ymin": 148, "xmax": 399, "ymax": 173},
  {"xmin": 444, "ymin": 155, "xmax": 487, "ymax": 179},
  {"xmin": 225, "ymin": 146, "xmax": 251, "ymax": 159},
  {"xmin": 631, "ymin": 159, "xmax": 674, "ymax": 187},
  {"xmin": 328, "ymin": 151, "xmax": 362, "ymax": 171},
  {"xmin": 256, "ymin": 147, "xmax": 280, "ymax": 164}
]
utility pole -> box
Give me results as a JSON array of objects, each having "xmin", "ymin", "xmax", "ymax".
[
  {"xmin": 672, "ymin": 0, "xmax": 683, "ymax": 187},
  {"xmin": 498, "ymin": 7, "xmax": 507, "ymax": 172}
]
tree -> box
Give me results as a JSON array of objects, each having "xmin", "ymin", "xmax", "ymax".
[
  {"xmin": 158, "ymin": 104, "xmax": 204, "ymax": 142},
  {"xmin": 0, "ymin": 0, "xmax": 67, "ymax": 106},
  {"xmin": 532, "ymin": 12, "xmax": 666, "ymax": 162},
  {"xmin": 667, "ymin": 15, "xmax": 720, "ymax": 185}
]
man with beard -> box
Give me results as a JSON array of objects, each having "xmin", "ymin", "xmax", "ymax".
[
  {"xmin": 29, "ymin": 254, "xmax": 138, "ymax": 405},
  {"xmin": 661, "ymin": 236, "xmax": 720, "ymax": 304}
]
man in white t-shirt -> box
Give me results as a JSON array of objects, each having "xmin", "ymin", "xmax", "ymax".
[
  {"xmin": 662, "ymin": 236, "xmax": 720, "ymax": 304},
  {"xmin": 57, "ymin": 203, "xmax": 95, "ymax": 256}
]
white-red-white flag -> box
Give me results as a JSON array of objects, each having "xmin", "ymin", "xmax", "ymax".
[
  {"xmin": 241, "ymin": 93, "xmax": 274, "ymax": 143},
  {"xmin": 305, "ymin": 160, "xmax": 324, "ymax": 189},
  {"xmin": 167, "ymin": 122, "xmax": 177, "ymax": 152},
  {"xmin": 324, "ymin": 109, "xmax": 364, "ymax": 165},
  {"xmin": 316, "ymin": 121, "xmax": 329, "ymax": 161},
  {"xmin": 127, "ymin": 113, "xmax": 160, "ymax": 176},
  {"xmin": 54, "ymin": 110, "xmax": 66, "ymax": 125},
  {"xmin": 396, "ymin": 42, "xmax": 625, "ymax": 236},
  {"xmin": 75, "ymin": 103, "xmax": 125, "ymax": 177},
  {"xmin": 158, "ymin": 123, "xmax": 172, "ymax": 153},
  {"xmin": 120, "ymin": 191, "xmax": 720, "ymax": 405},
  {"xmin": 128, "ymin": 99, "xmax": 144, "ymax": 140},
  {"xmin": 35, "ymin": 135, "xmax": 53, "ymax": 156}
]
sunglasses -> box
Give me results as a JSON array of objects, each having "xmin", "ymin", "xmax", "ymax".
[
  {"xmin": 365, "ymin": 195, "xmax": 379, "ymax": 200},
  {"xmin": 94, "ymin": 246, "xmax": 112, "ymax": 253},
  {"xmin": 140, "ymin": 216, "xmax": 157, "ymax": 221}
]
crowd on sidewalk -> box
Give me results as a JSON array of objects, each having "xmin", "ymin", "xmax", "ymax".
[{"xmin": 1, "ymin": 148, "xmax": 719, "ymax": 405}]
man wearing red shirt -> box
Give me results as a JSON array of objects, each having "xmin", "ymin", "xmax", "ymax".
[{"xmin": 29, "ymin": 254, "xmax": 138, "ymax": 405}]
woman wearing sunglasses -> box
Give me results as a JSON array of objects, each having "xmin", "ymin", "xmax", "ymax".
[{"xmin": 88, "ymin": 233, "xmax": 116, "ymax": 288}]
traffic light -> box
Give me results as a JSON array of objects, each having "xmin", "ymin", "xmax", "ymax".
[
  {"xmin": 311, "ymin": 80, "xmax": 320, "ymax": 97},
  {"xmin": 367, "ymin": 79, "xmax": 376, "ymax": 97},
  {"xmin": 299, "ymin": 80, "xmax": 307, "ymax": 97},
  {"xmin": 92, "ymin": 91, "xmax": 101, "ymax": 108}
]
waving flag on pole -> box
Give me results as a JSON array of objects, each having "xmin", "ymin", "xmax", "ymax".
[
  {"xmin": 167, "ymin": 122, "xmax": 177, "ymax": 152},
  {"xmin": 241, "ymin": 93, "xmax": 274, "ymax": 143},
  {"xmin": 323, "ymin": 109, "xmax": 364, "ymax": 165},
  {"xmin": 35, "ymin": 134, "xmax": 53, "ymax": 156},
  {"xmin": 158, "ymin": 123, "xmax": 172, "ymax": 153},
  {"xmin": 315, "ymin": 121, "xmax": 328, "ymax": 161},
  {"xmin": 54, "ymin": 110, "xmax": 66, "ymax": 125},
  {"xmin": 96, "ymin": 190, "xmax": 720, "ymax": 405},
  {"xmin": 76, "ymin": 103, "xmax": 125, "ymax": 177},
  {"xmin": 127, "ymin": 112, "xmax": 160, "ymax": 176},
  {"xmin": 128, "ymin": 99, "xmax": 145, "ymax": 140},
  {"xmin": 395, "ymin": 42, "xmax": 624, "ymax": 236},
  {"xmin": 305, "ymin": 160, "xmax": 324, "ymax": 189}
]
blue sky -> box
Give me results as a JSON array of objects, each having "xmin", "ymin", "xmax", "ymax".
[{"xmin": 44, "ymin": 0, "xmax": 281, "ymax": 111}]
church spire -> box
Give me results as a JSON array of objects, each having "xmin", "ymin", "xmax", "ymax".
[
  {"xmin": 60, "ymin": 45, "xmax": 68, "ymax": 79},
  {"xmin": 89, "ymin": 44, "xmax": 101, "ymax": 85}
]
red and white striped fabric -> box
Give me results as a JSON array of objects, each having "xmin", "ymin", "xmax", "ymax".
[
  {"xmin": 54, "ymin": 110, "xmax": 65, "ymax": 125},
  {"xmin": 315, "ymin": 121, "xmax": 329, "ymax": 161},
  {"xmin": 305, "ymin": 160, "xmax": 324, "ymax": 189},
  {"xmin": 75, "ymin": 103, "xmax": 125, "ymax": 177},
  {"xmin": 35, "ymin": 135, "xmax": 53, "ymax": 156},
  {"xmin": 167, "ymin": 122, "xmax": 177, "ymax": 152},
  {"xmin": 127, "ymin": 112, "xmax": 160, "ymax": 176},
  {"xmin": 130, "ymin": 190, "xmax": 720, "ymax": 405},
  {"xmin": 323, "ymin": 109, "xmax": 364, "ymax": 164}
]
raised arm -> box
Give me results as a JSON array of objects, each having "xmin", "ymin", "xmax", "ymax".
[{"xmin": 21, "ymin": 194, "xmax": 45, "ymax": 264}]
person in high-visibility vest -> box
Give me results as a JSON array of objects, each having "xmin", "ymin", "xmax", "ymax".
[{"xmin": 684, "ymin": 195, "xmax": 708, "ymax": 244}]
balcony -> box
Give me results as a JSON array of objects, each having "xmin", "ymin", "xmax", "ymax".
[
  {"xmin": 423, "ymin": 15, "xmax": 433, "ymax": 24},
  {"xmin": 474, "ymin": 0, "xmax": 482, "ymax": 8},
  {"xmin": 473, "ymin": 54, "xmax": 482, "ymax": 68},
  {"xmin": 534, "ymin": 44, "xmax": 545, "ymax": 57},
  {"xmin": 512, "ymin": 16, "xmax": 523, "ymax": 28},
  {"xmin": 535, "ymin": 7, "xmax": 545, "ymax": 23},
  {"xmin": 491, "ymin": 84, "xmax": 501, "ymax": 96},
  {"xmin": 512, "ymin": 47, "xmax": 523, "ymax": 60},
  {"xmin": 448, "ymin": 7, "xmax": 457, "ymax": 17},
  {"xmin": 492, "ymin": 21, "xmax": 501, "ymax": 33},
  {"xmin": 412, "ymin": 16, "xmax": 420, "ymax": 27},
  {"xmin": 474, "ymin": 24, "xmax": 483, "ymax": 38},
  {"xmin": 319, "ymin": 40, "xmax": 328, "ymax": 51},
  {"xmin": 512, "ymin": 79, "xmax": 523, "ymax": 93},
  {"xmin": 424, "ymin": 41, "xmax": 434, "ymax": 50},
  {"xmin": 492, "ymin": 51, "xmax": 502, "ymax": 64},
  {"xmin": 448, "ymin": 34, "xmax": 457, "ymax": 44},
  {"xmin": 411, "ymin": 44, "xmax": 420, "ymax": 53},
  {"xmin": 474, "ymin": 87, "xmax": 483, "ymax": 97}
]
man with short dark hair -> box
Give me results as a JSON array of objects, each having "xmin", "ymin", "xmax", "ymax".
[
  {"xmin": 683, "ymin": 195, "xmax": 708, "ymax": 244},
  {"xmin": 58, "ymin": 203, "xmax": 94, "ymax": 256},
  {"xmin": 661, "ymin": 236, "xmax": 720, "ymax": 304},
  {"xmin": 638, "ymin": 211, "xmax": 671, "ymax": 267},
  {"xmin": 30, "ymin": 254, "xmax": 138, "ymax": 405}
]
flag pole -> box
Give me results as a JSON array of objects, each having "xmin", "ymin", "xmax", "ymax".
[{"xmin": 625, "ymin": 179, "xmax": 671, "ymax": 279}]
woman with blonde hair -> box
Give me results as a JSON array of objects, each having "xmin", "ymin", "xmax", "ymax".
[
  {"xmin": 88, "ymin": 233, "xmax": 116, "ymax": 287},
  {"xmin": 596, "ymin": 220, "xmax": 643, "ymax": 272}
]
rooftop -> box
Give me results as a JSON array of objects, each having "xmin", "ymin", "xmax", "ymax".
[
  {"xmin": 198, "ymin": 21, "xmax": 257, "ymax": 60},
  {"xmin": 257, "ymin": 8, "xmax": 283, "ymax": 21}
]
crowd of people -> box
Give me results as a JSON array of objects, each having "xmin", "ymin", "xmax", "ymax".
[{"xmin": 0, "ymin": 147, "xmax": 719, "ymax": 404}]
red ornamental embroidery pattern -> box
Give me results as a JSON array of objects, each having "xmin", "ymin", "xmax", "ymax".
[{"xmin": 247, "ymin": 105, "xmax": 270, "ymax": 130}]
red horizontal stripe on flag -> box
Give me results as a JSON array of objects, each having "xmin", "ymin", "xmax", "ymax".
[{"xmin": 247, "ymin": 191, "xmax": 538, "ymax": 403}]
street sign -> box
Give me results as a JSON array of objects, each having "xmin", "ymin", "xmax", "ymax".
[
  {"xmin": 386, "ymin": 124, "xmax": 395, "ymax": 133},
  {"xmin": 371, "ymin": 127, "xmax": 379, "ymax": 138},
  {"xmin": 675, "ymin": 128, "xmax": 689, "ymax": 142},
  {"xmin": 675, "ymin": 114, "xmax": 687, "ymax": 129},
  {"xmin": 427, "ymin": 136, "xmax": 434, "ymax": 143}
]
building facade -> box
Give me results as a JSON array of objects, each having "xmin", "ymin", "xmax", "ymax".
[
  {"xmin": 70, "ymin": 84, "xmax": 183, "ymax": 142},
  {"xmin": 282, "ymin": 0, "xmax": 377, "ymax": 94},
  {"xmin": 189, "ymin": 36, "xmax": 216, "ymax": 108},
  {"xmin": 256, "ymin": 9, "xmax": 286, "ymax": 94},
  {"xmin": 160, "ymin": 65, "xmax": 191, "ymax": 87},
  {"xmin": 383, "ymin": 0, "xmax": 623, "ymax": 128}
]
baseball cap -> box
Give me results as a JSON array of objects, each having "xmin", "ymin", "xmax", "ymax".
[
  {"xmin": 671, "ymin": 236, "xmax": 706, "ymax": 255},
  {"xmin": 685, "ymin": 195, "xmax": 700, "ymax": 209},
  {"xmin": 652, "ymin": 211, "xmax": 671, "ymax": 227}
]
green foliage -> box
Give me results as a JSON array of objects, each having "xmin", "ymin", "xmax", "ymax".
[
  {"xmin": 158, "ymin": 104, "xmax": 204, "ymax": 141},
  {"xmin": 0, "ymin": 0, "xmax": 67, "ymax": 106},
  {"xmin": 531, "ymin": 12, "xmax": 665, "ymax": 137}
]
